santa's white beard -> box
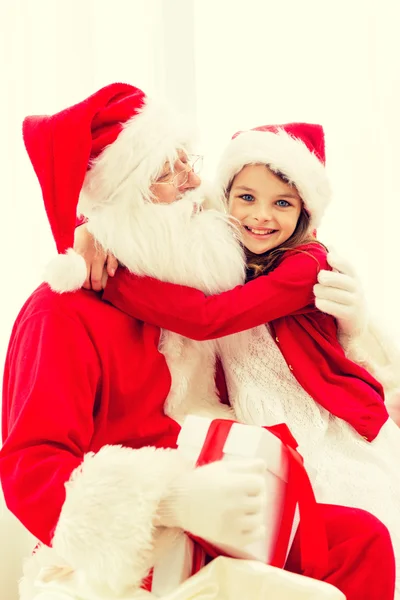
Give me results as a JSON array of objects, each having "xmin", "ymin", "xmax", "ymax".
[
  {"xmin": 87, "ymin": 186, "xmax": 244, "ymax": 294},
  {"xmin": 88, "ymin": 185, "xmax": 246, "ymax": 422}
]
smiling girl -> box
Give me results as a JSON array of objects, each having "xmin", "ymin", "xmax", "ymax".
[{"xmin": 100, "ymin": 122, "xmax": 400, "ymax": 596}]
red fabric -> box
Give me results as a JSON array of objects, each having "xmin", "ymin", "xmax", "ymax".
[
  {"xmin": 75, "ymin": 215, "xmax": 87, "ymax": 228},
  {"xmin": 232, "ymin": 122, "xmax": 326, "ymax": 164},
  {"xmin": 1, "ymin": 287, "xmax": 395, "ymax": 598},
  {"xmin": 285, "ymin": 504, "xmax": 396, "ymax": 600},
  {"xmin": 22, "ymin": 83, "xmax": 146, "ymax": 254},
  {"xmin": 190, "ymin": 419, "xmax": 328, "ymax": 575},
  {"xmin": 0, "ymin": 285, "xmax": 179, "ymax": 544},
  {"xmin": 215, "ymin": 358, "xmax": 229, "ymax": 405},
  {"xmin": 102, "ymin": 243, "xmax": 388, "ymax": 441}
]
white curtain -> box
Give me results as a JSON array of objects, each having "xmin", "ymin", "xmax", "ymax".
[{"xmin": 193, "ymin": 0, "xmax": 400, "ymax": 339}]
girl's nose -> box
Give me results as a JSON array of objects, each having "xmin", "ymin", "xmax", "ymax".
[{"xmin": 254, "ymin": 206, "xmax": 273, "ymax": 222}]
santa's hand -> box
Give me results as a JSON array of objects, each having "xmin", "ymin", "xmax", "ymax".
[
  {"xmin": 157, "ymin": 459, "xmax": 266, "ymax": 550},
  {"xmin": 74, "ymin": 223, "xmax": 118, "ymax": 291},
  {"xmin": 313, "ymin": 251, "xmax": 367, "ymax": 338}
]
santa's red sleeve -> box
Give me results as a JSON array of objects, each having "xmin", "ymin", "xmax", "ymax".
[
  {"xmin": 103, "ymin": 245, "xmax": 328, "ymax": 341},
  {"xmin": 0, "ymin": 308, "xmax": 187, "ymax": 595}
]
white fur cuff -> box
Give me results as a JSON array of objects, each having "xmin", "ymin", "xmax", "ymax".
[{"xmin": 51, "ymin": 445, "xmax": 188, "ymax": 596}]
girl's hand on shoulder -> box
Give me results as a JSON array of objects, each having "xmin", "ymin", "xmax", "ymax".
[
  {"xmin": 74, "ymin": 224, "xmax": 118, "ymax": 291},
  {"xmin": 313, "ymin": 251, "xmax": 367, "ymax": 337}
]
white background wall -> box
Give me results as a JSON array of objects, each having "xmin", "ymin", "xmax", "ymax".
[
  {"xmin": 193, "ymin": 0, "xmax": 400, "ymax": 336},
  {"xmin": 1, "ymin": 0, "xmax": 399, "ymax": 368}
]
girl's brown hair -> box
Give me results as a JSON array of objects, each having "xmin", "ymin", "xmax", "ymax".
[{"xmin": 227, "ymin": 167, "xmax": 325, "ymax": 282}]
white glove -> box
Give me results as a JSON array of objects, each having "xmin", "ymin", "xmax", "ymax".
[
  {"xmin": 313, "ymin": 251, "xmax": 367, "ymax": 338},
  {"xmin": 157, "ymin": 459, "xmax": 266, "ymax": 551}
]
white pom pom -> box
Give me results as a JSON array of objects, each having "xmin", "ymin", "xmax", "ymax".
[{"xmin": 44, "ymin": 249, "xmax": 87, "ymax": 294}]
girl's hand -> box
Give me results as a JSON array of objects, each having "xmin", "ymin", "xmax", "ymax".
[
  {"xmin": 74, "ymin": 224, "xmax": 118, "ymax": 291},
  {"xmin": 313, "ymin": 251, "xmax": 367, "ymax": 338}
]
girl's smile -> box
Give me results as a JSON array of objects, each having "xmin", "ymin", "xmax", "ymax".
[{"xmin": 243, "ymin": 226, "xmax": 278, "ymax": 239}]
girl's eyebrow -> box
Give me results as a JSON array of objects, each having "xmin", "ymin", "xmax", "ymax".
[
  {"xmin": 233, "ymin": 185, "xmax": 257, "ymax": 193},
  {"xmin": 277, "ymin": 192, "xmax": 300, "ymax": 200}
]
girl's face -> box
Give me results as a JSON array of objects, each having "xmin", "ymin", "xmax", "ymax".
[{"xmin": 228, "ymin": 165, "xmax": 302, "ymax": 254}]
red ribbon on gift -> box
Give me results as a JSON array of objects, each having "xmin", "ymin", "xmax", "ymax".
[{"xmin": 190, "ymin": 419, "xmax": 329, "ymax": 578}]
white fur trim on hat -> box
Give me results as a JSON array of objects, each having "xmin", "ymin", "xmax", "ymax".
[
  {"xmin": 78, "ymin": 98, "xmax": 196, "ymax": 217},
  {"xmin": 44, "ymin": 249, "xmax": 87, "ymax": 293},
  {"xmin": 216, "ymin": 129, "xmax": 331, "ymax": 228}
]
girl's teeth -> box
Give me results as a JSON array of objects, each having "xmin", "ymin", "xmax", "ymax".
[{"xmin": 248, "ymin": 228, "xmax": 274, "ymax": 235}]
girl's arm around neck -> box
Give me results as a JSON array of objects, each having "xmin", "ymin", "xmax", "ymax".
[{"xmin": 103, "ymin": 243, "xmax": 328, "ymax": 341}]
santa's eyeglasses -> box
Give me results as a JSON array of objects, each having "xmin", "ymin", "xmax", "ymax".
[{"xmin": 154, "ymin": 155, "xmax": 203, "ymax": 188}]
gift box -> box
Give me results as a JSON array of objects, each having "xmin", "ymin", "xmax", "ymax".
[
  {"xmin": 151, "ymin": 417, "xmax": 327, "ymax": 596},
  {"xmin": 177, "ymin": 415, "xmax": 292, "ymax": 565}
]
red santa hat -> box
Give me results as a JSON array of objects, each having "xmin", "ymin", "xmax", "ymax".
[
  {"xmin": 216, "ymin": 123, "xmax": 331, "ymax": 228},
  {"xmin": 23, "ymin": 82, "xmax": 194, "ymax": 291}
]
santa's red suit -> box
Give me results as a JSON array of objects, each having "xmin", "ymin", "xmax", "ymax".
[{"xmin": 0, "ymin": 84, "xmax": 395, "ymax": 600}]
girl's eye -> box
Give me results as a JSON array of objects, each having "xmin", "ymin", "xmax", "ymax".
[
  {"xmin": 276, "ymin": 199, "xmax": 290, "ymax": 207},
  {"xmin": 240, "ymin": 194, "xmax": 254, "ymax": 202}
]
